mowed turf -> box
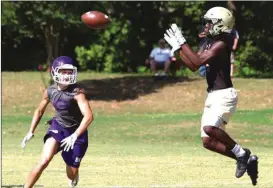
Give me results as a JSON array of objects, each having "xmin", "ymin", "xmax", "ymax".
[{"xmin": 2, "ymin": 72, "xmax": 273, "ymax": 187}]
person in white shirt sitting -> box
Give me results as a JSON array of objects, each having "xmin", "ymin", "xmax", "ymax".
[{"xmin": 146, "ymin": 39, "xmax": 176, "ymax": 77}]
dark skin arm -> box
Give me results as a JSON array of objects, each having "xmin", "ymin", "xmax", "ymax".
[
  {"xmin": 179, "ymin": 44, "xmax": 205, "ymax": 71},
  {"xmin": 179, "ymin": 50, "xmax": 198, "ymax": 71},
  {"xmin": 178, "ymin": 41, "xmax": 226, "ymax": 72}
]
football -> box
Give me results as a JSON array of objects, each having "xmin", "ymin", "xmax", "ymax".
[{"xmin": 81, "ymin": 11, "xmax": 111, "ymax": 29}]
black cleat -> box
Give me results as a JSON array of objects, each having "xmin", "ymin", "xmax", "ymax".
[
  {"xmin": 247, "ymin": 155, "xmax": 259, "ymax": 186},
  {"xmin": 235, "ymin": 148, "xmax": 251, "ymax": 178}
]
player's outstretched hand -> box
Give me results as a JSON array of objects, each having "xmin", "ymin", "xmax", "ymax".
[
  {"xmin": 61, "ymin": 133, "xmax": 78, "ymax": 152},
  {"xmin": 21, "ymin": 132, "xmax": 34, "ymax": 149},
  {"xmin": 164, "ymin": 29, "xmax": 180, "ymax": 54},
  {"xmin": 164, "ymin": 23, "xmax": 186, "ymax": 54},
  {"xmin": 170, "ymin": 23, "xmax": 186, "ymax": 45}
]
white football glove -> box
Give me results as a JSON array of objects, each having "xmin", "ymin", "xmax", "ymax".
[
  {"xmin": 61, "ymin": 133, "xmax": 78, "ymax": 152},
  {"xmin": 164, "ymin": 29, "xmax": 181, "ymax": 54},
  {"xmin": 171, "ymin": 23, "xmax": 186, "ymax": 46},
  {"xmin": 164, "ymin": 24, "xmax": 186, "ymax": 54},
  {"xmin": 21, "ymin": 132, "xmax": 34, "ymax": 149}
]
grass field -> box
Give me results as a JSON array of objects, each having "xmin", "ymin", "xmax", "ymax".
[{"xmin": 2, "ymin": 72, "xmax": 273, "ymax": 187}]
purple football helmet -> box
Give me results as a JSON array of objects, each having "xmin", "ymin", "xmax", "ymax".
[{"xmin": 51, "ymin": 56, "xmax": 77, "ymax": 85}]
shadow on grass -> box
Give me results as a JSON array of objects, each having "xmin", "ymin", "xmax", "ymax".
[
  {"xmin": 237, "ymin": 72, "xmax": 273, "ymax": 79},
  {"xmin": 79, "ymin": 75, "xmax": 198, "ymax": 101}
]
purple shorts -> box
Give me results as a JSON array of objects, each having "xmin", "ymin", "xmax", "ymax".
[{"xmin": 44, "ymin": 118, "xmax": 88, "ymax": 168}]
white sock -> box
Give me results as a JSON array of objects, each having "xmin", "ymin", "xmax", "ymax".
[
  {"xmin": 161, "ymin": 72, "xmax": 166, "ymax": 76},
  {"xmin": 231, "ymin": 144, "xmax": 246, "ymax": 158},
  {"xmin": 154, "ymin": 73, "xmax": 159, "ymax": 76}
]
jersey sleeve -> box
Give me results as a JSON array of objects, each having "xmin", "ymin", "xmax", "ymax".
[
  {"xmin": 46, "ymin": 86, "xmax": 53, "ymax": 100},
  {"xmin": 74, "ymin": 84, "xmax": 87, "ymax": 96}
]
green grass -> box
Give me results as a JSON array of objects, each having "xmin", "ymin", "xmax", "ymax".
[{"xmin": 2, "ymin": 72, "xmax": 273, "ymax": 187}]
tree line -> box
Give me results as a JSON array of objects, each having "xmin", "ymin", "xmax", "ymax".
[{"xmin": 2, "ymin": 1, "xmax": 273, "ymax": 76}]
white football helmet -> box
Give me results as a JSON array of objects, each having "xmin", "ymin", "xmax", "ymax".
[{"xmin": 203, "ymin": 7, "xmax": 235, "ymax": 36}]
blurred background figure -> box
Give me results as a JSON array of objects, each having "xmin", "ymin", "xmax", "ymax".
[
  {"xmin": 198, "ymin": 27, "xmax": 208, "ymax": 49},
  {"xmin": 230, "ymin": 28, "xmax": 239, "ymax": 77},
  {"xmin": 198, "ymin": 27, "xmax": 210, "ymax": 77},
  {"xmin": 145, "ymin": 39, "xmax": 177, "ymax": 79}
]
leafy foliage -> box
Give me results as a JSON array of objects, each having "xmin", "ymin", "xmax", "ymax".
[{"xmin": 2, "ymin": 1, "xmax": 273, "ymax": 77}]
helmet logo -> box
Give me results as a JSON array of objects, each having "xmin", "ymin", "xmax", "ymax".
[{"xmin": 57, "ymin": 62, "xmax": 64, "ymax": 67}]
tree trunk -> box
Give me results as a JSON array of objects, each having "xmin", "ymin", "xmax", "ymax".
[
  {"xmin": 44, "ymin": 24, "xmax": 56, "ymax": 85},
  {"xmin": 45, "ymin": 24, "xmax": 54, "ymax": 68},
  {"xmin": 43, "ymin": 21, "xmax": 64, "ymax": 85}
]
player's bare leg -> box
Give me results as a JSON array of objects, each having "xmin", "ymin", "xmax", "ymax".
[
  {"xmin": 66, "ymin": 165, "xmax": 79, "ymax": 181},
  {"xmin": 202, "ymin": 137, "xmax": 236, "ymax": 159},
  {"xmin": 24, "ymin": 137, "xmax": 59, "ymax": 188},
  {"xmin": 163, "ymin": 60, "xmax": 171, "ymax": 76},
  {"xmin": 203, "ymin": 126, "xmax": 237, "ymax": 149},
  {"xmin": 203, "ymin": 126, "xmax": 251, "ymax": 178},
  {"xmin": 67, "ymin": 165, "xmax": 79, "ymax": 187}
]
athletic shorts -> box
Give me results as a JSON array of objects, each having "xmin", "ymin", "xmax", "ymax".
[
  {"xmin": 44, "ymin": 118, "xmax": 88, "ymax": 168},
  {"xmin": 201, "ymin": 88, "xmax": 238, "ymax": 137}
]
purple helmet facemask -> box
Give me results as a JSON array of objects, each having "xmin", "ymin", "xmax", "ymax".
[{"xmin": 51, "ymin": 56, "xmax": 77, "ymax": 85}]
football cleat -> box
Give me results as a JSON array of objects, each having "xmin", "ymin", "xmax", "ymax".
[
  {"xmin": 68, "ymin": 174, "xmax": 79, "ymax": 187},
  {"xmin": 247, "ymin": 155, "xmax": 259, "ymax": 186},
  {"xmin": 235, "ymin": 148, "xmax": 251, "ymax": 178}
]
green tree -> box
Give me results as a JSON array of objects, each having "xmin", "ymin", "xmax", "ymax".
[
  {"xmin": 2, "ymin": 1, "xmax": 273, "ymax": 76},
  {"xmin": 75, "ymin": 1, "xmax": 205, "ymax": 72},
  {"xmin": 1, "ymin": 1, "xmax": 102, "ymax": 66}
]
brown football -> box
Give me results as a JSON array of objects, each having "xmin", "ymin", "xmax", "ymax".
[{"xmin": 81, "ymin": 11, "xmax": 111, "ymax": 29}]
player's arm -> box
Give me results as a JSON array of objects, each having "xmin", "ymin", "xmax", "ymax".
[
  {"xmin": 176, "ymin": 43, "xmax": 206, "ymax": 71},
  {"xmin": 179, "ymin": 41, "xmax": 226, "ymax": 70},
  {"xmin": 29, "ymin": 90, "xmax": 50, "ymax": 133},
  {"xmin": 21, "ymin": 90, "xmax": 50, "ymax": 148},
  {"xmin": 178, "ymin": 50, "xmax": 198, "ymax": 71},
  {"xmin": 164, "ymin": 24, "xmax": 225, "ymax": 71},
  {"xmin": 74, "ymin": 92, "xmax": 94, "ymax": 137}
]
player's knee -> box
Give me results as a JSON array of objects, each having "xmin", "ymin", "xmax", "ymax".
[
  {"xmin": 203, "ymin": 126, "xmax": 214, "ymax": 136},
  {"xmin": 202, "ymin": 137, "xmax": 212, "ymax": 149},
  {"xmin": 38, "ymin": 158, "xmax": 51, "ymax": 169}
]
